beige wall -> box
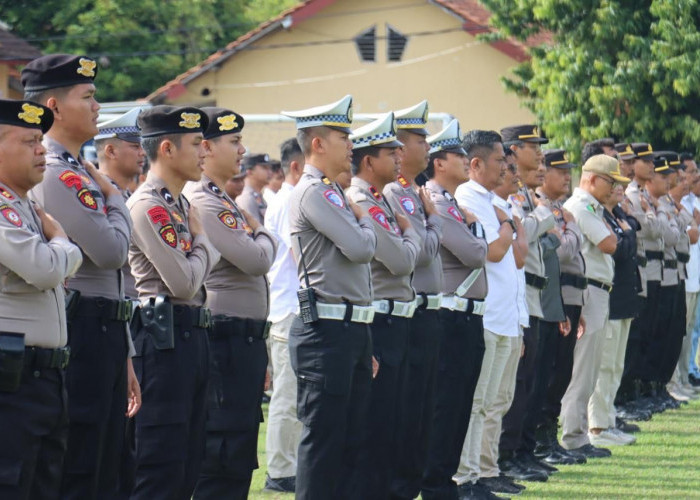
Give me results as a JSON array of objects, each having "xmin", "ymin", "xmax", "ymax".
[
  {"xmin": 165, "ymin": 0, "xmax": 534, "ymax": 154},
  {"xmin": 0, "ymin": 65, "xmax": 9, "ymax": 99}
]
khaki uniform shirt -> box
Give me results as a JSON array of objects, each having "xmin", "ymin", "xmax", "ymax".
[
  {"xmin": 564, "ymin": 188, "xmax": 614, "ymax": 284},
  {"xmin": 236, "ymin": 184, "xmax": 267, "ymax": 224},
  {"xmin": 625, "ymin": 180, "xmax": 663, "ymax": 291},
  {"xmin": 185, "ymin": 175, "xmax": 278, "ymax": 320},
  {"xmin": 288, "ymin": 165, "xmax": 376, "ymax": 305},
  {"xmin": 384, "ymin": 175, "xmax": 444, "ymax": 295},
  {"xmin": 509, "ymin": 185, "xmax": 555, "ymax": 318},
  {"xmin": 536, "ymin": 189, "xmax": 586, "ymax": 306},
  {"xmin": 0, "ymin": 183, "xmax": 82, "ymax": 348},
  {"xmin": 347, "ymin": 177, "xmax": 420, "ymax": 302},
  {"xmin": 425, "ymin": 180, "xmax": 488, "ymax": 299},
  {"xmin": 127, "ymin": 172, "xmax": 220, "ymax": 305}
]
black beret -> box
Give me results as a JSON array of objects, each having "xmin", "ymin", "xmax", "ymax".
[
  {"xmin": 544, "ymin": 149, "xmax": 575, "ymax": 169},
  {"xmin": 500, "ymin": 124, "xmax": 548, "ymax": 144},
  {"xmin": 0, "ymin": 99, "xmax": 53, "ymax": 133},
  {"xmin": 21, "ymin": 54, "xmax": 98, "ymax": 92},
  {"xmin": 200, "ymin": 107, "xmax": 244, "ymax": 139},
  {"xmin": 242, "ymin": 153, "xmax": 272, "ymax": 169},
  {"xmin": 137, "ymin": 105, "xmax": 209, "ymax": 138}
]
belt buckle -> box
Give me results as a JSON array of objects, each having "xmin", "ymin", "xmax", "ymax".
[{"xmin": 117, "ymin": 300, "xmax": 134, "ymax": 322}]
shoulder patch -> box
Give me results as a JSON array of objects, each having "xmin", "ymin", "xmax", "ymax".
[
  {"xmin": 322, "ymin": 176, "xmax": 332, "ymax": 185},
  {"xmin": 399, "ymin": 196, "xmax": 416, "ymax": 215},
  {"xmin": 0, "ymin": 204, "xmax": 22, "ymax": 227},
  {"xmin": 147, "ymin": 206, "xmax": 171, "ymax": 226},
  {"xmin": 77, "ymin": 188, "xmax": 98, "ymax": 210},
  {"xmin": 159, "ymin": 224, "xmax": 178, "ymax": 248},
  {"xmin": 59, "ymin": 170, "xmax": 84, "ymax": 190},
  {"xmin": 368, "ymin": 206, "xmax": 391, "ymax": 231},
  {"xmin": 323, "ymin": 189, "xmax": 345, "ymax": 208},
  {"xmin": 0, "ymin": 188, "xmax": 15, "ymax": 200},
  {"xmin": 397, "ymin": 174, "xmax": 410, "ymax": 188},
  {"xmin": 218, "ymin": 210, "xmax": 238, "ymax": 229},
  {"xmin": 447, "ymin": 206, "xmax": 463, "ymax": 222}
]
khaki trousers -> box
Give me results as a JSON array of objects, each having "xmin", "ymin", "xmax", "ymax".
[
  {"xmin": 588, "ymin": 318, "xmax": 632, "ymax": 430},
  {"xmin": 561, "ymin": 286, "xmax": 609, "ymax": 450}
]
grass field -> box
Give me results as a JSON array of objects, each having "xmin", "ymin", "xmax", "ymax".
[{"xmin": 247, "ymin": 399, "xmax": 700, "ymax": 499}]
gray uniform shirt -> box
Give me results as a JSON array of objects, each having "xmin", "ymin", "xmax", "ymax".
[
  {"xmin": 658, "ymin": 195, "xmax": 682, "ymax": 287},
  {"xmin": 625, "ymin": 180, "xmax": 663, "ymax": 290},
  {"xmin": 425, "ymin": 180, "xmax": 488, "ymax": 299},
  {"xmin": 384, "ymin": 175, "xmax": 444, "ymax": 295},
  {"xmin": 674, "ymin": 200, "xmax": 694, "ymax": 281},
  {"xmin": 29, "ymin": 137, "xmax": 132, "ymax": 300},
  {"xmin": 236, "ymin": 184, "xmax": 267, "ymax": 224},
  {"xmin": 106, "ymin": 177, "xmax": 138, "ymax": 299},
  {"xmin": 288, "ymin": 164, "xmax": 376, "ymax": 305},
  {"xmin": 0, "ymin": 184, "xmax": 82, "ymax": 348},
  {"xmin": 127, "ymin": 172, "xmax": 220, "ymax": 305},
  {"xmin": 509, "ymin": 185, "xmax": 555, "ymax": 318},
  {"xmin": 347, "ymin": 177, "xmax": 420, "ymax": 302},
  {"xmin": 185, "ymin": 175, "xmax": 278, "ymax": 320}
]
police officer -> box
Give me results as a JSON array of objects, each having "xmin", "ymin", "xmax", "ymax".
[
  {"xmin": 0, "ymin": 98, "xmax": 82, "ymax": 499},
  {"xmin": 236, "ymin": 153, "xmax": 272, "ymax": 224},
  {"xmin": 281, "ymin": 95, "xmax": 378, "ymax": 499},
  {"xmin": 185, "ymin": 107, "xmax": 278, "ymax": 499},
  {"xmin": 346, "ymin": 112, "xmax": 421, "ymax": 498},
  {"xmin": 94, "ymin": 107, "xmax": 147, "ymax": 299},
  {"xmin": 421, "ymin": 119, "xmax": 489, "ymax": 499},
  {"xmin": 383, "ymin": 101, "xmax": 445, "ymax": 500},
  {"xmin": 22, "ymin": 54, "xmax": 137, "ymax": 498},
  {"xmin": 127, "ymin": 106, "xmax": 220, "ymax": 499}
]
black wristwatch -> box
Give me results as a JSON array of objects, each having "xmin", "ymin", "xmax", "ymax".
[{"xmin": 501, "ymin": 218, "xmax": 517, "ymax": 232}]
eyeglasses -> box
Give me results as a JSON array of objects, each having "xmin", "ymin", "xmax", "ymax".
[{"xmin": 596, "ymin": 175, "xmax": 616, "ymax": 187}]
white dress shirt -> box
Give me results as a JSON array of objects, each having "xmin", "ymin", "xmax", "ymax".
[{"xmin": 682, "ymin": 193, "xmax": 700, "ymax": 293}]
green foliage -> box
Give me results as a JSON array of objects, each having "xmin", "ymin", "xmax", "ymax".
[
  {"xmin": 480, "ymin": 0, "xmax": 700, "ymax": 160},
  {"xmin": 0, "ymin": 0, "xmax": 299, "ymax": 101}
]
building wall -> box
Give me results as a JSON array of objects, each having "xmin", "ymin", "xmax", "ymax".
[
  {"xmin": 165, "ymin": 0, "xmax": 534, "ymax": 155},
  {"xmin": 0, "ymin": 65, "xmax": 9, "ymax": 98}
]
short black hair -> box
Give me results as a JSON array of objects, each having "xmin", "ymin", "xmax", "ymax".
[
  {"xmin": 23, "ymin": 86, "xmax": 70, "ymax": 105},
  {"xmin": 351, "ymin": 146, "xmax": 382, "ymax": 175},
  {"xmin": 141, "ymin": 134, "xmax": 182, "ymax": 162},
  {"xmin": 680, "ymin": 152, "xmax": 695, "ymax": 162},
  {"xmin": 426, "ymin": 151, "xmax": 448, "ymax": 179},
  {"xmin": 296, "ymin": 126, "xmax": 329, "ymax": 156},
  {"xmin": 581, "ymin": 138, "xmax": 615, "ymax": 164},
  {"xmin": 462, "ymin": 130, "xmax": 503, "ymax": 162},
  {"xmin": 280, "ymin": 137, "xmax": 303, "ymax": 174}
]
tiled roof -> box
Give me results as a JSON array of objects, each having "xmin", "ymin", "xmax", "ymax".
[{"xmin": 0, "ymin": 26, "xmax": 41, "ymax": 62}]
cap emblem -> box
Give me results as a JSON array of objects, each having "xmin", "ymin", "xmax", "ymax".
[
  {"xmin": 17, "ymin": 103, "xmax": 44, "ymax": 125},
  {"xmin": 217, "ymin": 114, "xmax": 239, "ymax": 132},
  {"xmin": 179, "ymin": 112, "xmax": 201, "ymax": 129},
  {"xmin": 76, "ymin": 58, "xmax": 96, "ymax": 77}
]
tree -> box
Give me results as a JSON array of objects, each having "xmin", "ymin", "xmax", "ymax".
[
  {"xmin": 0, "ymin": 0, "xmax": 298, "ymax": 101},
  {"xmin": 479, "ymin": 0, "xmax": 700, "ymax": 159}
]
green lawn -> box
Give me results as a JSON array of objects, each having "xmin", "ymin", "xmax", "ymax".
[{"xmin": 248, "ymin": 399, "xmax": 700, "ymax": 499}]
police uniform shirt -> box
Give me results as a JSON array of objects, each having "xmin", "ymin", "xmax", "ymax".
[
  {"xmin": 127, "ymin": 172, "xmax": 220, "ymax": 305},
  {"xmin": 29, "ymin": 136, "xmax": 132, "ymax": 300},
  {"xmin": 0, "ymin": 183, "xmax": 82, "ymax": 347},
  {"xmin": 425, "ymin": 180, "xmax": 488, "ymax": 299},
  {"xmin": 625, "ymin": 179, "xmax": 663, "ymax": 288},
  {"xmin": 563, "ymin": 188, "xmax": 614, "ymax": 285},
  {"xmin": 105, "ymin": 176, "xmax": 138, "ymax": 299},
  {"xmin": 657, "ymin": 195, "xmax": 684, "ymax": 287},
  {"xmin": 184, "ymin": 175, "xmax": 278, "ymax": 319},
  {"xmin": 288, "ymin": 164, "xmax": 376, "ymax": 305},
  {"xmin": 509, "ymin": 184, "xmax": 556, "ymax": 318},
  {"xmin": 236, "ymin": 184, "xmax": 267, "ymax": 224},
  {"xmin": 347, "ymin": 177, "xmax": 420, "ymax": 302},
  {"xmin": 536, "ymin": 189, "xmax": 586, "ymax": 306},
  {"xmin": 384, "ymin": 175, "xmax": 444, "ymax": 295}
]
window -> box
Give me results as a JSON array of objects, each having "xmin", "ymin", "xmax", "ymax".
[
  {"xmin": 386, "ymin": 24, "xmax": 408, "ymax": 62},
  {"xmin": 354, "ymin": 25, "xmax": 376, "ymax": 62}
]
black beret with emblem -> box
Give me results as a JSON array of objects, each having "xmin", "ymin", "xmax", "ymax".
[
  {"xmin": 500, "ymin": 124, "xmax": 549, "ymax": 144},
  {"xmin": 631, "ymin": 142, "xmax": 654, "ymax": 158},
  {"xmin": 615, "ymin": 142, "xmax": 637, "ymax": 161},
  {"xmin": 21, "ymin": 54, "xmax": 98, "ymax": 92},
  {"xmin": 137, "ymin": 105, "xmax": 209, "ymax": 138},
  {"xmin": 544, "ymin": 149, "xmax": 575, "ymax": 169},
  {"xmin": 201, "ymin": 107, "xmax": 245, "ymax": 139},
  {"xmin": 0, "ymin": 99, "xmax": 53, "ymax": 133}
]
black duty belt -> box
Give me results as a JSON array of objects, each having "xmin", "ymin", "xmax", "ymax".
[
  {"xmin": 637, "ymin": 256, "xmax": 648, "ymax": 267},
  {"xmin": 677, "ymin": 252, "xmax": 690, "ymax": 264},
  {"xmin": 73, "ymin": 295, "xmax": 134, "ymax": 322},
  {"xmin": 173, "ymin": 305, "xmax": 211, "ymax": 329},
  {"xmin": 560, "ymin": 273, "xmax": 588, "ymax": 290},
  {"xmin": 525, "ymin": 272, "xmax": 548, "ymax": 290},
  {"xmin": 24, "ymin": 346, "xmax": 70, "ymax": 369},
  {"xmin": 210, "ymin": 316, "xmax": 270, "ymax": 341},
  {"xmin": 645, "ymin": 250, "xmax": 664, "ymax": 261},
  {"xmin": 664, "ymin": 259, "xmax": 678, "ymax": 269},
  {"xmin": 588, "ymin": 279, "xmax": 613, "ymax": 293}
]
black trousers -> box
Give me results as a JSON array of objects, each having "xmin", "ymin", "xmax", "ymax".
[
  {"xmin": 130, "ymin": 309, "xmax": 210, "ymax": 500},
  {"xmin": 520, "ymin": 319, "xmax": 560, "ymax": 453},
  {"xmin": 193, "ymin": 317, "xmax": 269, "ymax": 500},
  {"xmin": 61, "ymin": 301, "xmax": 129, "ymax": 500},
  {"xmin": 624, "ymin": 280, "xmax": 661, "ymax": 384},
  {"xmin": 658, "ymin": 282, "xmax": 687, "ymax": 384},
  {"xmin": 0, "ymin": 365, "xmax": 67, "ymax": 500},
  {"xmin": 391, "ymin": 308, "xmax": 442, "ymax": 500},
  {"xmin": 541, "ymin": 304, "xmax": 581, "ymax": 427},
  {"xmin": 644, "ymin": 284, "xmax": 677, "ymax": 383},
  {"xmin": 421, "ymin": 309, "xmax": 484, "ymax": 500},
  {"xmin": 500, "ymin": 317, "xmax": 540, "ymax": 454},
  {"xmin": 288, "ymin": 316, "xmax": 372, "ymax": 500},
  {"xmin": 351, "ymin": 313, "xmax": 410, "ymax": 500}
]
